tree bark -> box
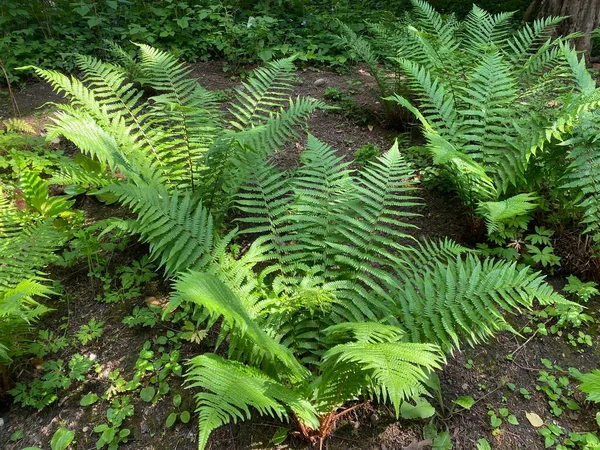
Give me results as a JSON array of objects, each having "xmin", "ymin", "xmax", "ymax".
[{"xmin": 525, "ymin": 0, "xmax": 600, "ymax": 61}]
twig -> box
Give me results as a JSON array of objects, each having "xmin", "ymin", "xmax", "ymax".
[
  {"xmin": 509, "ymin": 319, "xmax": 551, "ymax": 357},
  {"xmin": 0, "ymin": 57, "xmax": 20, "ymax": 117}
]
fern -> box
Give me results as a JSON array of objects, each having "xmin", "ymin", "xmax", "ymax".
[
  {"xmin": 345, "ymin": 1, "xmax": 599, "ymax": 241},
  {"xmin": 168, "ymin": 137, "xmax": 568, "ymax": 448},
  {"xmin": 0, "ymin": 191, "xmax": 64, "ymax": 367},
  {"xmin": 27, "ymin": 45, "xmax": 323, "ymax": 218},
  {"xmin": 578, "ymin": 370, "xmax": 600, "ymax": 403},
  {"xmin": 477, "ymin": 193, "xmax": 539, "ymax": 235}
]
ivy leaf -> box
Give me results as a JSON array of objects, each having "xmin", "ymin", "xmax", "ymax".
[
  {"xmin": 400, "ymin": 397, "xmax": 436, "ymax": 419},
  {"xmin": 10, "ymin": 429, "xmax": 24, "ymax": 441},
  {"xmin": 270, "ymin": 427, "xmax": 289, "ymax": 445},
  {"xmin": 507, "ymin": 415, "xmax": 519, "ymax": 425},
  {"xmin": 176, "ymin": 17, "xmax": 189, "ymax": 29},
  {"xmin": 173, "ymin": 393, "xmax": 182, "ymax": 408}
]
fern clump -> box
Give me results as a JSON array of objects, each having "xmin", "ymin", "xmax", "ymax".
[
  {"xmin": 166, "ymin": 137, "xmax": 569, "ymax": 448},
  {"xmin": 343, "ymin": 0, "xmax": 600, "ymax": 241},
  {"xmin": 0, "ymin": 190, "xmax": 65, "ymax": 373}
]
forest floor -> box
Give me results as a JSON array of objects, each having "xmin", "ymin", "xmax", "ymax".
[{"xmin": 1, "ymin": 62, "xmax": 600, "ymax": 450}]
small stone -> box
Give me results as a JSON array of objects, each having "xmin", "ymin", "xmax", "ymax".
[
  {"xmin": 314, "ymin": 78, "xmax": 327, "ymax": 87},
  {"xmin": 0, "ymin": 418, "xmax": 4, "ymax": 427},
  {"xmin": 462, "ymin": 383, "xmax": 469, "ymax": 390},
  {"xmin": 89, "ymin": 353, "xmax": 97, "ymax": 362},
  {"xmin": 370, "ymin": 413, "xmax": 379, "ymax": 425},
  {"xmin": 83, "ymin": 426, "xmax": 89, "ymax": 433},
  {"xmin": 50, "ymin": 137, "xmax": 61, "ymax": 145}
]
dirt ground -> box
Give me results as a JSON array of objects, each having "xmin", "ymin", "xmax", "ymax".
[{"xmin": 1, "ymin": 62, "xmax": 599, "ymax": 450}]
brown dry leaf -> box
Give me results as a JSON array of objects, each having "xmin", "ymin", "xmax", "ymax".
[
  {"xmin": 367, "ymin": 124, "xmax": 374, "ymax": 132},
  {"xmin": 145, "ymin": 296, "xmax": 169, "ymax": 312},
  {"xmin": 295, "ymin": 142, "xmax": 304, "ymax": 151}
]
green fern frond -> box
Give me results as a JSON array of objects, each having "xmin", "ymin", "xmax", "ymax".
[
  {"xmin": 0, "ymin": 221, "xmax": 65, "ymax": 290},
  {"xmin": 174, "ymin": 273, "xmax": 306, "ymax": 379},
  {"xmin": 477, "ymin": 193, "xmax": 538, "ymax": 235},
  {"xmin": 186, "ymin": 354, "xmax": 318, "ymax": 450},
  {"xmin": 505, "ymin": 16, "xmax": 567, "ymax": 67},
  {"xmin": 410, "ymin": 0, "xmax": 457, "ymax": 45},
  {"xmin": 229, "ymin": 58, "xmax": 297, "ymax": 130},
  {"xmin": 393, "ymin": 254, "xmax": 566, "ymax": 352},
  {"xmin": 463, "ymin": 5, "xmax": 514, "ymax": 52},
  {"xmin": 319, "ymin": 340, "xmax": 443, "ymax": 417},
  {"xmin": 324, "ymin": 322, "xmax": 405, "ymax": 344},
  {"xmin": 2, "ymin": 118, "xmax": 34, "ymax": 134},
  {"xmin": 561, "ymin": 112, "xmax": 600, "ymax": 243},
  {"xmin": 578, "ymin": 370, "xmax": 600, "ymax": 403},
  {"xmin": 106, "ymin": 181, "xmax": 227, "ymax": 276}
]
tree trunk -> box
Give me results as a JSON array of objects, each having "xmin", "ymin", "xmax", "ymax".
[{"xmin": 525, "ymin": 0, "xmax": 600, "ymax": 61}]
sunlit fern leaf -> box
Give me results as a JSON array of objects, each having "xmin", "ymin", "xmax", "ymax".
[
  {"xmin": 394, "ymin": 59, "xmax": 457, "ymax": 138},
  {"xmin": 137, "ymin": 44, "xmax": 222, "ymax": 189},
  {"xmin": 410, "ymin": 0, "xmax": 458, "ymax": 46},
  {"xmin": 324, "ymin": 322, "xmax": 405, "ymax": 344},
  {"xmin": 106, "ymin": 181, "xmax": 229, "ymax": 276},
  {"xmin": 186, "ymin": 354, "xmax": 319, "ymax": 450},
  {"xmin": 46, "ymin": 110, "xmax": 139, "ymax": 179},
  {"xmin": 104, "ymin": 40, "xmax": 145, "ymax": 81},
  {"xmin": 463, "ymin": 5, "xmax": 514, "ymax": 54},
  {"xmin": 333, "ymin": 141, "xmax": 420, "ymax": 274},
  {"xmin": 0, "ymin": 279, "xmax": 53, "ymax": 365},
  {"xmin": 578, "ymin": 370, "xmax": 600, "ymax": 403},
  {"xmin": 2, "ymin": 118, "xmax": 34, "ymax": 134},
  {"xmin": 229, "ymin": 58, "xmax": 297, "ymax": 130},
  {"xmin": 235, "ymin": 153, "xmax": 294, "ymax": 256},
  {"xmin": 393, "ymin": 254, "xmax": 566, "ymax": 352},
  {"xmin": 174, "ymin": 273, "xmax": 306, "ymax": 379},
  {"xmin": 319, "ymin": 340, "xmax": 443, "ymax": 417},
  {"xmin": 477, "ymin": 193, "xmax": 538, "ymax": 235},
  {"xmin": 0, "ymin": 221, "xmax": 65, "ymax": 290},
  {"xmin": 288, "ymin": 135, "xmax": 354, "ymax": 268},
  {"xmin": 426, "ymin": 132, "xmax": 497, "ymax": 204},
  {"xmin": 231, "ymin": 97, "xmax": 325, "ymax": 159}
]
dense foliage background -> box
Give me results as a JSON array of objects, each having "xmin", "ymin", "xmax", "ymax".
[{"xmin": 0, "ymin": 0, "xmax": 532, "ymax": 83}]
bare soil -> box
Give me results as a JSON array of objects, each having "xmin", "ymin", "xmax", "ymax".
[{"xmin": 1, "ymin": 62, "xmax": 599, "ymax": 450}]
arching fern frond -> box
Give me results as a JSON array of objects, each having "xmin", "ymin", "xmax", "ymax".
[
  {"xmin": 229, "ymin": 58, "xmax": 298, "ymax": 130},
  {"xmin": 174, "ymin": 273, "xmax": 306, "ymax": 379},
  {"xmin": 187, "ymin": 354, "xmax": 318, "ymax": 450},
  {"xmin": 318, "ymin": 341, "xmax": 443, "ymax": 416},
  {"xmin": 393, "ymin": 254, "xmax": 566, "ymax": 352},
  {"xmin": 105, "ymin": 181, "xmax": 228, "ymax": 276}
]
